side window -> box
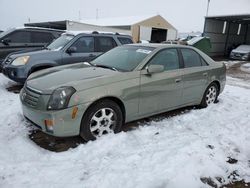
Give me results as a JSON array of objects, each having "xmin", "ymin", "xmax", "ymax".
[
  {"xmin": 148, "ymin": 49, "xmax": 179, "ymax": 71},
  {"xmin": 181, "ymin": 49, "xmax": 202, "ymax": 68},
  {"xmin": 6, "ymin": 31, "xmax": 31, "ymax": 43},
  {"xmin": 118, "ymin": 37, "xmax": 133, "ymax": 45},
  {"xmin": 201, "ymin": 57, "xmax": 208, "ymax": 66},
  {"xmin": 71, "ymin": 37, "xmax": 94, "ymax": 53},
  {"xmin": 31, "ymin": 32, "xmax": 54, "ymax": 43},
  {"xmin": 95, "ymin": 37, "xmax": 117, "ymax": 52}
]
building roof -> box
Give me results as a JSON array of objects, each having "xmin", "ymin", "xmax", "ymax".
[
  {"xmin": 206, "ymin": 14, "xmax": 250, "ymax": 22},
  {"xmin": 80, "ymin": 14, "xmax": 161, "ymax": 27}
]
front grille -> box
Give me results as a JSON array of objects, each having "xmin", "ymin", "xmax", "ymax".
[
  {"xmin": 3, "ymin": 57, "xmax": 13, "ymax": 65},
  {"xmin": 23, "ymin": 86, "xmax": 41, "ymax": 108},
  {"xmin": 232, "ymin": 53, "xmax": 244, "ymax": 58}
]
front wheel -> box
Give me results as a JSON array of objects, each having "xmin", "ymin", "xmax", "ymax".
[
  {"xmin": 80, "ymin": 100, "xmax": 123, "ymax": 141},
  {"xmin": 200, "ymin": 83, "xmax": 219, "ymax": 108}
]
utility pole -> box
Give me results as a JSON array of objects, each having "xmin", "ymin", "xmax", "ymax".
[
  {"xmin": 78, "ymin": 11, "xmax": 81, "ymax": 20},
  {"xmin": 96, "ymin": 8, "xmax": 99, "ymax": 20},
  {"xmin": 206, "ymin": 0, "xmax": 211, "ymax": 17}
]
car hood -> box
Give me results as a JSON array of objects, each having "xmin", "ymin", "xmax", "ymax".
[
  {"xmin": 232, "ymin": 45, "xmax": 250, "ymax": 53},
  {"xmin": 26, "ymin": 63, "xmax": 123, "ymax": 94},
  {"xmin": 10, "ymin": 49, "xmax": 59, "ymax": 59}
]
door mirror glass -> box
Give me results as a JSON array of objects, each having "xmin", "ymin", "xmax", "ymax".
[
  {"xmin": 147, "ymin": 65, "xmax": 164, "ymax": 74},
  {"xmin": 1, "ymin": 38, "xmax": 11, "ymax": 45},
  {"xmin": 66, "ymin": 46, "xmax": 77, "ymax": 54}
]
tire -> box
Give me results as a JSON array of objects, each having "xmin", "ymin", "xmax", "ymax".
[
  {"xmin": 199, "ymin": 83, "xmax": 219, "ymax": 108},
  {"xmin": 80, "ymin": 99, "xmax": 123, "ymax": 141}
]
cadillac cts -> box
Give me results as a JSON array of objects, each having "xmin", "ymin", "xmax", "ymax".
[{"xmin": 20, "ymin": 44, "xmax": 226, "ymax": 141}]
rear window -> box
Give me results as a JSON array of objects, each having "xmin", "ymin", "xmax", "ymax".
[
  {"xmin": 118, "ymin": 37, "xmax": 133, "ymax": 45},
  {"xmin": 95, "ymin": 37, "xmax": 117, "ymax": 52},
  {"xmin": 181, "ymin": 49, "xmax": 202, "ymax": 68},
  {"xmin": 31, "ymin": 32, "xmax": 54, "ymax": 43}
]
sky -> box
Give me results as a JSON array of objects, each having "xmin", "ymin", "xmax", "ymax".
[{"xmin": 0, "ymin": 0, "xmax": 249, "ymax": 32}]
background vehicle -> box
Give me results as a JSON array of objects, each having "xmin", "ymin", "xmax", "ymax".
[
  {"xmin": 20, "ymin": 44, "xmax": 226, "ymax": 141},
  {"xmin": 1, "ymin": 31, "xmax": 133, "ymax": 83},
  {"xmin": 230, "ymin": 45, "xmax": 250, "ymax": 61},
  {"xmin": 0, "ymin": 27, "xmax": 63, "ymax": 64}
]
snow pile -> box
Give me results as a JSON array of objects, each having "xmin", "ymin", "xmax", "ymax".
[
  {"xmin": 0, "ymin": 74, "xmax": 250, "ymax": 188},
  {"xmin": 241, "ymin": 63, "xmax": 250, "ymax": 73},
  {"xmin": 219, "ymin": 60, "xmax": 243, "ymax": 69}
]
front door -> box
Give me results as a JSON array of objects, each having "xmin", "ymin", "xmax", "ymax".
[
  {"xmin": 62, "ymin": 36, "xmax": 98, "ymax": 64},
  {"xmin": 139, "ymin": 48, "xmax": 183, "ymax": 116}
]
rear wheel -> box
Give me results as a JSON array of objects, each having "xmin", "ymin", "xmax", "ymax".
[
  {"xmin": 80, "ymin": 100, "xmax": 123, "ymax": 141},
  {"xmin": 200, "ymin": 83, "xmax": 219, "ymax": 108}
]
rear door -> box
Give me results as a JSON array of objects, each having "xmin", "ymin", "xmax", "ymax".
[
  {"xmin": 139, "ymin": 48, "xmax": 183, "ymax": 116},
  {"xmin": 62, "ymin": 36, "xmax": 96, "ymax": 64},
  {"xmin": 95, "ymin": 36, "xmax": 117, "ymax": 56},
  {"xmin": 180, "ymin": 48, "xmax": 210, "ymax": 104}
]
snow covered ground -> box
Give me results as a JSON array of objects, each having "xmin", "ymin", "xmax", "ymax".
[{"xmin": 0, "ymin": 74, "xmax": 250, "ymax": 188}]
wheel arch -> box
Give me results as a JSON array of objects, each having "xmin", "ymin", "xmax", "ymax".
[
  {"xmin": 210, "ymin": 80, "xmax": 221, "ymax": 93},
  {"xmin": 84, "ymin": 96, "xmax": 126, "ymax": 124},
  {"xmin": 29, "ymin": 62, "xmax": 56, "ymax": 75}
]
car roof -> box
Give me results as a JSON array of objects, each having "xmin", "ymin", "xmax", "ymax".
[
  {"xmin": 12, "ymin": 26, "xmax": 64, "ymax": 33},
  {"xmin": 64, "ymin": 30, "xmax": 131, "ymax": 37},
  {"xmin": 126, "ymin": 43, "xmax": 194, "ymax": 49}
]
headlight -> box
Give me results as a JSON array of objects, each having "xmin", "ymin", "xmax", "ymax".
[
  {"xmin": 242, "ymin": 53, "xmax": 250, "ymax": 59},
  {"xmin": 11, "ymin": 56, "xmax": 30, "ymax": 66},
  {"xmin": 47, "ymin": 86, "xmax": 76, "ymax": 110}
]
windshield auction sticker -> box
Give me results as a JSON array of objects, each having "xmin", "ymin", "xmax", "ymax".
[{"xmin": 136, "ymin": 49, "xmax": 152, "ymax": 54}]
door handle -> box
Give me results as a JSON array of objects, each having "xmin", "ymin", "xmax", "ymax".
[
  {"xmin": 203, "ymin": 72, "xmax": 208, "ymax": 76},
  {"xmin": 175, "ymin": 78, "xmax": 182, "ymax": 83}
]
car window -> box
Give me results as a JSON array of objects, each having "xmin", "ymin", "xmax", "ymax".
[
  {"xmin": 31, "ymin": 32, "xmax": 54, "ymax": 43},
  {"xmin": 71, "ymin": 37, "xmax": 94, "ymax": 53},
  {"xmin": 148, "ymin": 49, "xmax": 180, "ymax": 71},
  {"xmin": 181, "ymin": 49, "xmax": 202, "ymax": 68},
  {"xmin": 95, "ymin": 37, "xmax": 117, "ymax": 52},
  {"xmin": 118, "ymin": 37, "xmax": 133, "ymax": 45},
  {"xmin": 6, "ymin": 31, "xmax": 31, "ymax": 43},
  {"xmin": 201, "ymin": 57, "xmax": 208, "ymax": 66}
]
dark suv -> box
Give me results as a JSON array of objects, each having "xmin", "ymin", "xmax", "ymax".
[
  {"xmin": 1, "ymin": 31, "xmax": 133, "ymax": 83},
  {"xmin": 0, "ymin": 27, "xmax": 63, "ymax": 64}
]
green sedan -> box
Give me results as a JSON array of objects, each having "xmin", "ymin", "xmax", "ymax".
[{"xmin": 20, "ymin": 44, "xmax": 226, "ymax": 141}]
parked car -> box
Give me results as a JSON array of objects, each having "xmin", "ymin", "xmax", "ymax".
[
  {"xmin": 20, "ymin": 44, "xmax": 226, "ymax": 141},
  {"xmin": 0, "ymin": 27, "xmax": 63, "ymax": 64},
  {"xmin": 230, "ymin": 45, "xmax": 250, "ymax": 61},
  {"xmin": 1, "ymin": 31, "xmax": 133, "ymax": 83}
]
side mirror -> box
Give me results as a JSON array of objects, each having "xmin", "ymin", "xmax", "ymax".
[
  {"xmin": 146, "ymin": 65, "xmax": 164, "ymax": 74},
  {"xmin": 66, "ymin": 46, "xmax": 77, "ymax": 54},
  {"xmin": 1, "ymin": 38, "xmax": 11, "ymax": 45}
]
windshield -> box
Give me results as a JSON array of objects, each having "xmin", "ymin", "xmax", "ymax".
[
  {"xmin": 92, "ymin": 46, "xmax": 155, "ymax": 71},
  {"xmin": 47, "ymin": 34, "xmax": 74, "ymax": 51}
]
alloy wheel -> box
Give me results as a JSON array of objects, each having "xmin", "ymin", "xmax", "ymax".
[{"xmin": 90, "ymin": 108, "xmax": 116, "ymax": 137}]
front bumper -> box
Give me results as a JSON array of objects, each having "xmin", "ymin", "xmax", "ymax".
[
  {"xmin": 2, "ymin": 65, "xmax": 27, "ymax": 83},
  {"xmin": 21, "ymin": 97, "xmax": 89, "ymax": 137},
  {"xmin": 230, "ymin": 53, "xmax": 249, "ymax": 61}
]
